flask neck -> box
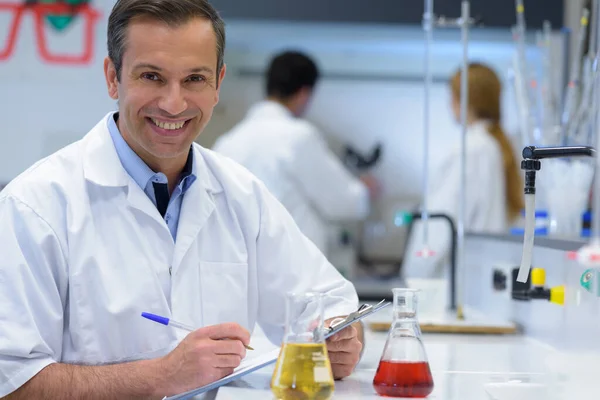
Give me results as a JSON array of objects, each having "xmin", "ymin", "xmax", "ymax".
[
  {"xmin": 390, "ymin": 318, "xmax": 421, "ymax": 334},
  {"xmin": 392, "ymin": 290, "xmax": 419, "ymax": 320},
  {"xmin": 393, "ymin": 309, "xmax": 418, "ymax": 322},
  {"xmin": 283, "ymin": 292, "xmax": 326, "ymax": 344},
  {"xmin": 390, "ymin": 289, "xmax": 421, "ymax": 335}
]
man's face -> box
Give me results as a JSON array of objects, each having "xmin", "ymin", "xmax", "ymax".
[{"xmin": 104, "ymin": 17, "xmax": 225, "ymax": 166}]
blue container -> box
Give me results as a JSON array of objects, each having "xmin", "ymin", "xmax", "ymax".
[
  {"xmin": 512, "ymin": 209, "xmax": 549, "ymax": 236},
  {"xmin": 510, "ymin": 227, "xmax": 549, "ymax": 236}
]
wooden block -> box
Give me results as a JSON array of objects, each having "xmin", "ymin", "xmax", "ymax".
[{"xmin": 368, "ymin": 322, "xmax": 518, "ymax": 335}]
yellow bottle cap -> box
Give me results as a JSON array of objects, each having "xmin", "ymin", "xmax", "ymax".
[
  {"xmin": 517, "ymin": 4, "xmax": 525, "ymax": 13},
  {"xmin": 550, "ymin": 285, "xmax": 565, "ymax": 306},
  {"xmin": 582, "ymin": 16, "xmax": 589, "ymax": 26},
  {"xmin": 531, "ymin": 268, "xmax": 546, "ymax": 286}
]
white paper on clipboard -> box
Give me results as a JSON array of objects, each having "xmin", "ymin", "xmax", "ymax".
[
  {"xmin": 324, "ymin": 299, "xmax": 391, "ymax": 339},
  {"xmin": 163, "ymin": 300, "xmax": 391, "ymax": 400}
]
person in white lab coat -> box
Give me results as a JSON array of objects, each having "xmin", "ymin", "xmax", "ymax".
[
  {"xmin": 213, "ymin": 51, "xmax": 379, "ymax": 254},
  {"xmin": 403, "ymin": 63, "xmax": 524, "ymax": 279},
  {"xmin": 0, "ymin": 2, "xmax": 364, "ymax": 398}
]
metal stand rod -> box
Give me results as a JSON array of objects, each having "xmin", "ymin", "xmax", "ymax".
[
  {"xmin": 421, "ymin": 0, "xmax": 434, "ymax": 247},
  {"xmin": 422, "ymin": 0, "xmax": 473, "ymax": 319},
  {"xmin": 454, "ymin": 0, "xmax": 470, "ymax": 320}
]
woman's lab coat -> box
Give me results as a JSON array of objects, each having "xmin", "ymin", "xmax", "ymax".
[
  {"xmin": 403, "ymin": 121, "xmax": 507, "ymax": 279},
  {"xmin": 213, "ymin": 101, "xmax": 370, "ymax": 253},
  {"xmin": 0, "ymin": 113, "xmax": 358, "ymax": 397}
]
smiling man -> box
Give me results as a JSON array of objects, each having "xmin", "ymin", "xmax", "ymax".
[{"xmin": 0, "ymin": 0, "xmax": 363, "ymax": 399}]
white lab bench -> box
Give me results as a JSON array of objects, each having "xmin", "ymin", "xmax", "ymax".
[
  {"xmin": 208, "ymin": 330, "xmax": 550, "ymax": 400},
  {"xmin": 199, "ymin": 229, "xmax": 600, "ymax": 399}
]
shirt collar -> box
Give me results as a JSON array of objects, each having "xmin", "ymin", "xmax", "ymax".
[
  {"xmin": 180, "ymin": 147, "xmax": 196, "ymax": 191},
  {"xmin": 108, "ymin": 112, "xmax": 196, "ymax": 191}
]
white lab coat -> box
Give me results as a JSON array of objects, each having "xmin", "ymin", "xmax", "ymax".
[
  {"xmin": 403, "ymin": 121, "xmax": 507, "ymax": 279},
  {"xmin": 0, "ymin": 113, "xmax": 358, "ymax": 397},
  {"xmin": 213, "ymin": 101, "xmax": 370, "ymax": 253}
]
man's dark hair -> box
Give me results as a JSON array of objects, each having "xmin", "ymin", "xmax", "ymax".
[
  {"xmin": 107, "ymin": 0, "xmax": 225, "ymax": 83},
  {"xmin": 266, "ymin": 51, "xmax": 320, "ymax": 100}
]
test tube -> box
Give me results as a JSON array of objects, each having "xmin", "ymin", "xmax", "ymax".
[
  {"xmin": 514, "ymin": 0, "xmax": 537, "ymax": 145},
  {"xmin": 561, "ymin": 8, "xmax": 590, "ymax": 145}
]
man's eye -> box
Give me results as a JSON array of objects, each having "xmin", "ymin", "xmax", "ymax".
[
  {"xmin": 142, "ymin": 73, "xmax": 160, "ymax": 81},
  {"xmin": 188, "ymin": 75, "xmax": 206, "ymax": 83}
]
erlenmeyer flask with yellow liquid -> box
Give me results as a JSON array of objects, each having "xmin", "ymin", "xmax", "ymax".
[
  {"xmin": 373, "ymin": 288, "xmax": 434, "ymax": 398},
  {"xmin": 271, "ymin": 292, "xmax": 334, "ymax": 400}
]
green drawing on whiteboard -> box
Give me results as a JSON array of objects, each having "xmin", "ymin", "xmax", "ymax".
[{"xmin": 39, "ymin": 0, "xmax": 91, "ymax": 31}]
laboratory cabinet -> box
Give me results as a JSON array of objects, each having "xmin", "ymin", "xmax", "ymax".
[{"xmin": 211, "ymin": 0, "xmax": 564, "ymax": 30}]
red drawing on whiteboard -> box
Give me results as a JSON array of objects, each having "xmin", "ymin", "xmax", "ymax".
[{"xmin": 0, "ymin": 1, "xmax": 101, "ymax": 65}]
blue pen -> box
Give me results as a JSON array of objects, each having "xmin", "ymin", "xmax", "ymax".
[{"xmin": 141, "ymin": 312, "xmax": 254, "ymax": 350}]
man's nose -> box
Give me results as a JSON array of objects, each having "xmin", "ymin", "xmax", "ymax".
[{"xmin": 158, "ymin": 84, "xmax": 188, "ymax": 116}]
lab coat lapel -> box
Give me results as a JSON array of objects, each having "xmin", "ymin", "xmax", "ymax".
[
  {"xmin": 171, "ymin": 147, "xmax": 217, "ymax": 274},
  {"xmin": 82, "ymin": 113, "xmax": 171, "ymax": 236},
  {"xmin": 126, "ymin": 180, "xmax": 169, "ymax": 231},
  {"xmin": 82, "ymin": 113, "xmax": 130, "ymax": 187}
]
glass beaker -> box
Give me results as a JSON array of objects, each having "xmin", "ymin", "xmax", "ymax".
[
  {"xmin": 373, "ymin": 288, "xmax": 434, "ymax": 398},
  {"xmin": 271, "ymin": 292, "xmax": 335, "ymax": 400}
]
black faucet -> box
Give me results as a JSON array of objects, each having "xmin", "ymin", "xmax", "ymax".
[
  {"xmin": 521, "ymin": 145, "xmax": 596, "ymax": 195},
  {"xmin": 409, "ymin": 212, "xmax": 457, "ymax": 311},
  {"xmin": 356, "ymin": 211, "xmax": 457, "ymax": 311}
]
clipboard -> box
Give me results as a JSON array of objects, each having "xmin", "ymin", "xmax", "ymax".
[
  {"xmin": 163, "ymin": 300, "xmax": 391, "ymax": 400},
  {"xmin": 324, "ymin": 299, "xmax": 390, "ymax": 338}
]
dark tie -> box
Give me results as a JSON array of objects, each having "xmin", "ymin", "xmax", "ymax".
[{"xmin": 152, "ymin": 182, "xmax": 170, "ymax": 217}]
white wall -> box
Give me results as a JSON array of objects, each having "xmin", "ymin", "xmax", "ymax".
[
  {"xmin": 0, "ymin": 0, "xmax": 116, "ymax": 183},
  {"xmin": 0, "ymin": 3, "xmax": 566, "ymax": 202},
  {"xmin": 204, "ymin": 21, "xmax": 564, "ymax": 199},
  {"xmin": 464, "ymin": 235, "xmax": 600, "ymax": 382}
]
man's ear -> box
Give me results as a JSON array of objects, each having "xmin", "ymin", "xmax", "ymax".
[{"xmin": 104, "ymin": 57, "xmax": 119, "ymax": 100}]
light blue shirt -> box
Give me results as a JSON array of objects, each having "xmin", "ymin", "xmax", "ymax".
[{"xmin": 108, "ymin": 113, "xmax": 196, "ymax": 241}]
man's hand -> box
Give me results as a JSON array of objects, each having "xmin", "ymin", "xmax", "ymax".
[
  {"xmin": 5, "ymin": 323, "xmax": 251, "ymax": 400},
  {"xmin": 158, "ymin": 322, "xmax": 251, "ymax": 396},
  {"xmin": 325, "ymin": 319, "xmax": 364, "ymax": 380}
]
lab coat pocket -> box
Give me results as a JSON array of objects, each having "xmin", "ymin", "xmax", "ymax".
[{"xmin": 199, "ymin": 261, "xmax": 249, "ymax": 328}]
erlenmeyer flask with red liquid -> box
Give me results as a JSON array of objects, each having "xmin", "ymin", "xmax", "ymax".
[{"xmin": 373, "ymin": 288, "xmax": 434, "ymax": 398}]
